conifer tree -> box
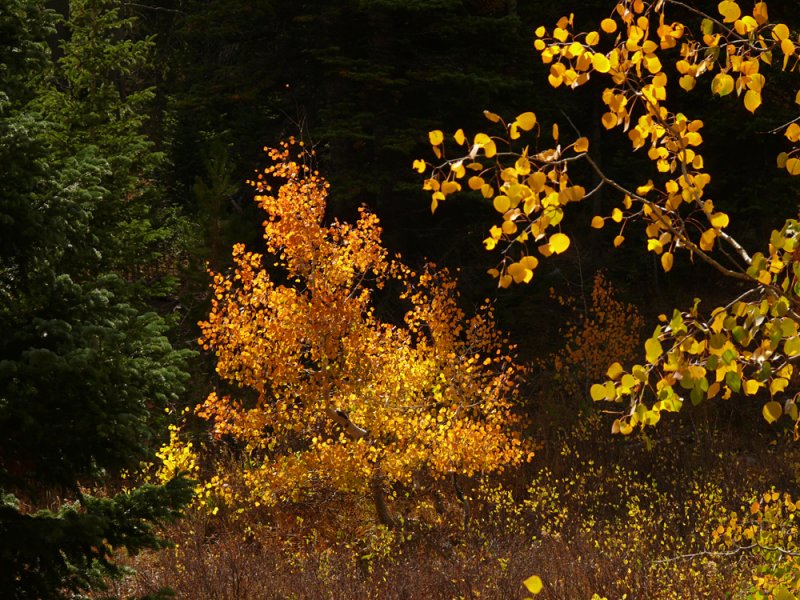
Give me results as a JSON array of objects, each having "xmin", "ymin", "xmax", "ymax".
[{"xmin": 0, "ymin": 2, "xmax": 192, "ymax": 597}]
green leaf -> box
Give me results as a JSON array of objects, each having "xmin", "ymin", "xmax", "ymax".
[{"xmin": 725, "ymin": 371, "xmax": 741, "ymax": 393}]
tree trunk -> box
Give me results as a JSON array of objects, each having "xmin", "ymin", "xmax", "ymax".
[{"xmin": 371, "ymin": 464, "xmax": 397, "ymax": 528}]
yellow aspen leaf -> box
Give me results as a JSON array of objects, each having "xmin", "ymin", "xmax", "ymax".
[
  {"xmin": 700, "ymin": 228, "xmax": 717, "ymax": 251},
  {"xmin": 661, "ymin": 252, "xmax": 674, "ymax": 272},
  {"xmin": 611, "ymin": 207, "xmax": 623, "ymax": 223},
  {"xmin": 786, "ymin": 123, "xmax": 800, "ymax": 142},
  {"xmin": 636, "ymin": 180, "xmax": 654, "ymax": 195},
  {"xmin": 590, "ymin": 383, "xmax": 607, "ymax": 401},
  {"xmin": 585, "ymin": 31, "xmax": 600, "ymax": 45},
  {"xmin": 591, "ymin": 216, "xmax": 605, "ymax": 229},
  {"xmin": 744, "ymin": 379, "xmax": 760, "ymax": 395},
  {"xmin": 757, "ymin": 269, "xmax": 772, "ymax": 284},
  {"xmin": 707, "ymin": 381, "xmax": 721, "ymax": 399},
  {"xmin": 483, "ymin": 110, "xmax": 501, "ymax": 123},
  {"xmin": 753, "ymin": 2, "xmax": 768, "ymax": 25},
  {"xmin": 763, "ymin": 400, "xmax": 783, "ymax": 424},
  {"xmin": 746, "ymin": 71, "xmax": 766, "ymax": 91},
  {"xmin": 501, "ymin": 220, "xmax": 518, "ymax": 235},
  {"xmin": 534, "ymin": 39, "xmax": 546, "ymax": 51},
  {"xmin": 574, "ymin": 137, "xmax": 589, "ymax": 153},
  {"xmin": 523, "ymin": 576, "xmax": 543, "ymax": 595},
  {"xmin": 454, "ymin": 129, "xmax": 466, "ymax": 145},
  {"xmin": 499, "ymin": 274, "xmax": 513, "ymax": 288},
  {"xmin": 647, "ymin": 239, "xmax": 663, "ymax": 253},
  {"xmin": 413, "ymin": 159, "xmax": 426, "ymax": 173},
  {"xmin": 777, "ymin": 152, "xmax": 788, "ymax": 168},
  {"xmin": 493, "ymin": 195, "xmax": 511, "ymax": 213},
  {"xmin": 619, "ymin": 421, "xmax": 633, "ymax": 435},
  {"xmin": 515, "ymin": 112, "xmax": 537, "ymax": 131},
  {"xmin": 772, "ymin": 23, "xmax": 790, "ymax": 41},
  {"xmin": 507, "ymin": 262, "xmax": 533, "ymax": 284},
  {"xmin": 548, "ymin": 72, "xmax": 563, "ymax": 88},
  {"xmin": 607, "ymin": 362, "xmax": 624, "ymax": 380},
  {"xmin": 796, "ymin": 90, "xmax": 800, "ymax": 105},
  {"xmin": 549, "ymin": 232, "xmax": 570, "ymax": 254},
  {"xmin": 717, "ymin": 1, "xmax": 741, "ymax": 23},
  {"xmin": 781, "ymin": 38, "xmax": 796, "ymax": 56},
  {"xmin": 785, "ymin": 336, "xmax": 800, "ymax": 356},
  {"xmin": 643, "ymin": 55, "xmax": 662, "ymax": 74},
  {"xmin": 429, "ymin": 130, "xmax": 444, "ymax": 145},
  {"xmin": 645, "ymin": 336, "xmax": 663, "ymax": 363},
  {"xmin": 771, "ymin": 378, "xmax": 789, "ymax": 395},
  {"xmin": 600, "ymin": 18, "xmax": 617, "ymax": 33},
  {"xmin": 601, "ymin": 112, "xmax": 618, "ymax": 129},
  {"xmin": 552, "ymin": 123, "xmax": 559, "ymax": 141},
  {"xmin": 592, "ymin": 53, "xmax": 611, "ymax": 73},
  {"xmin": 734, "ymin": 15, "xmax": 758, "ymax": 35},
  {"xmin": 561, "ymin": 185, "xmax": 585, "ymax": 202},
  {"xmin": 710, "ymin": 212, "xmax": 729, "ymax": 228},
  {"xmin": 520, "ymin": 255, "xmax": 539, "ymax": 270},
  {"xmin": 468, "ymin": 176, "xmax": 485, "ymax": 190},
  {"xmin": 553, "ymin": 27, "xmax": 569, "ymax": 43},
  {"xmin": 679, "ymin": 74, "xmax": 696, "ymax": 91},
  {"xmin": 786, "ymin": 158, "xmax": 800, "ymax": 176},
  {"xmin": 567, "ymin": 42, "xmax": 584, "ymax": 57},
  {"xmin": 534, "ymin": 25, "xmax": 546, "ymax": 38},
  {"xmin": 613, "ymin": 235, "xmax": 625, "ymax": 247},
  {"xmin": 484, "ymin": 237, "xmax": 497, "ymax": 250},
  {"xmin": 711, "ymin": 72, "xmax": 735, "ymax": 96},
  {"xmin": 441, "ymin": 180, "xmax": 461, "ymax": 195},
  {"xmin": 484, "ymin": 140, "xmax": 498, "ymax": 158}
]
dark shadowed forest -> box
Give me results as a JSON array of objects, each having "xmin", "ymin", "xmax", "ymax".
[{"xmin": 3, "ymin": 1, "xmax": 800, "ymax": 598}]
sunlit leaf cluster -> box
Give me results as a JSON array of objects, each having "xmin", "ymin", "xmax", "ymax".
[{"xmin": 416, "ymin": 1, "xmax": 800, "ymax": 431}]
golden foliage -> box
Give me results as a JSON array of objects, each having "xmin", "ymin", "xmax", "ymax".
[
  {"xmin": 543, "ymin": 271, "xmax": 644, "ymax": 406},
  {"xmin": 416, "ymin": 1, "xmax": 800, "ymax": 431},
  {"xmin": 167, "ymin": 139, "xmax": 529, "ymax": 513}
]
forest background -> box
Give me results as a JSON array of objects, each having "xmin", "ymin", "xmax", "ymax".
[{"xmin": 3, "ymin": 0, "xmax": 800, "ymax": 598}]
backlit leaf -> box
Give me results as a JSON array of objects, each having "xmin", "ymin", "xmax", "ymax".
[
  {"xmin": 592, "ymin": 53, "xmax": 611, "ymax": 73},
  {"xmin": 743, "ymin": 90, "xmax": 762, "ymax": 113},
  {"xmin": 711, "ymin": 73, "xmax": 734, "ymax": 96},
  {"xmin": 600, "ymin": 18, "xmax": 617, "ymax": 33},
  {"xmin": 607, "ymin": 362, "xmax": 624, "ymax": 380},
  {"xmin": 516, "ymin": 112, "xmax": 537, "ymax": 131},
  {"xmin": 549, "ymin": 233, "xmax": 571, "ymax": 254},
  {"xmin": 523, "ymin": 575, "xmax": 543, "ymax": 595},
  {"xmin": 661, "ymin": 252, "xmax": 674, "ymax": 272},
  {"xmin": 763, "ymin": 400, "xmax": 783, "ymax": 424},
  {"xmin": 645, "ymin": 336, "xmax": 663, "ymax": 363},
  {"xmin": 717, "ymin": 1, "xmax": 741, "ymax": 23}
]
